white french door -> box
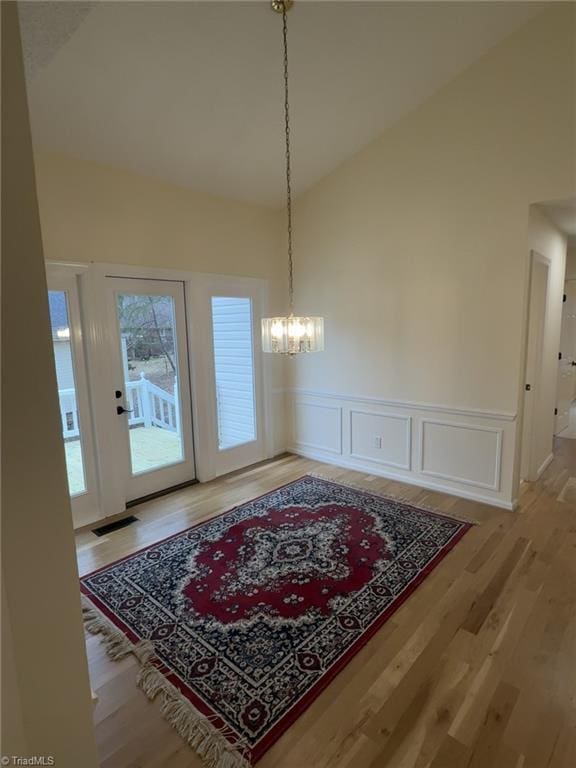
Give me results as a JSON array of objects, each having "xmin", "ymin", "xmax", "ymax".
[
  {"xmin": 105, "ymin": 277, "xmax": 196, "ymax": 503},
  {"xmin": 47, "ymin": 263, "xmax": 270, "ymax": 528}
]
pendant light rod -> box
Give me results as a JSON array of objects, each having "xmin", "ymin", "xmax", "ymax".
[
  {"xmin": 262, "ymin": 1, "xmax": 324, "ymax": 355},
  {"xmin": 277, "ymin": 0, "xmax": 294, "ymax": 314}
]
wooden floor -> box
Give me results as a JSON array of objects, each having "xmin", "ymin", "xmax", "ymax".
[{"xmin": 77, "ymin": 440, "xmax": 576, "ymax": 768}]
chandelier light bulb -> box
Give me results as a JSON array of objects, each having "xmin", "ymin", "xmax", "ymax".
[{"xmin": 262, "ymin": 315, "xmax": 324, "ymax": 355}]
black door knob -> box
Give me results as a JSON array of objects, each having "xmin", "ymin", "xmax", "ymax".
[{"xmin": 116, "ymin": 405, "xmax": 133, "ymax": 415}]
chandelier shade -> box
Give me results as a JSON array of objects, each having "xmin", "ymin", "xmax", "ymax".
[
  {"xmin": 262, "ymin": 315, "xmax": 324, "ymax": 354},
  {"xmin": 261, "ymin": 0, "xmax": 325, "ymax": 354}
]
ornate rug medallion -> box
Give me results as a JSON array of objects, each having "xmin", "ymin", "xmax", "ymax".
[{"xmin": 81, "ymin": 476, "xmax": 472, "ymax": 766}]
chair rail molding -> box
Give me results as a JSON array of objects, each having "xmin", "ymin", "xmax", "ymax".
[{"xmin": 286, "ymin": 387, "xmax": 517, "ymax": 422}]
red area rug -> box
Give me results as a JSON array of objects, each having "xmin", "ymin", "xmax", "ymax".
[{"xmin": 81, "ymin": 475, "xmax": 472, "ymax": 767}]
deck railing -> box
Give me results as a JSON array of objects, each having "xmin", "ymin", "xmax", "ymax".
[
  {"xmin": 126, "ymin": 373, "xmax": 179, "ymax": 433},
  {"xmin": 58, "ymin": 372, "xmax": 179, "ymax": 439}
]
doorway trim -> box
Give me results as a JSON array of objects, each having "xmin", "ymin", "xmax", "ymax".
[
  {"xmin": 46, "ymin": 262, "xmax": 101, "ymax": 526},
  {"xmin": 520, "ymin": 249, "xmax": 552, "ymax": 482},
  {"xmin": 554, "ymin": 276, "xmax": 576, "ymax": 436}
]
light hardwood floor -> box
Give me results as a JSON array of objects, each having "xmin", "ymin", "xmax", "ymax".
[{"xmin": 76, "ymin": 440, "xmax": 576, "ymax": 768}]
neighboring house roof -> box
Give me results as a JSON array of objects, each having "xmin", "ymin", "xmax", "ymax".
[{"xmin": 48, "ymin": 291, "xmax": 69, "ymax": 338}]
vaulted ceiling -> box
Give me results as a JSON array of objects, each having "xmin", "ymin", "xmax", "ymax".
[{"xmin": 21, "ymin": 1, "xmax": 544, "ymax": 207}]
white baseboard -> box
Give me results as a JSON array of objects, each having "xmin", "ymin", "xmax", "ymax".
[
  {"xmin": 536, "ymin": 452, "xmax": 554, "ymax": 479},
  {"xmin": 289, "ymin": 444, "xmax": 516, "ymax": 511}
]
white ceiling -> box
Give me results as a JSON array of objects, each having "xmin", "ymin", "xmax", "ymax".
[
  {"xmin": 538, "ymin": 199, "xmax": 576, "ymax": 243},
  {"xmin": 21, "ymin": 1, "xmax": 544, "ymax": 207}
]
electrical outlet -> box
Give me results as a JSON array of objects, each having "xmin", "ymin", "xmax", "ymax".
[{"xmin": 373, "ymin": 436, "xmax": 382, "ymax": 449}]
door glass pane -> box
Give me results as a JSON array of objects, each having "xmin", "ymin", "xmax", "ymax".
[
  {"xmin": 116, "ymin": 294, "xmax": 184, "ymax": 474},
  {"xmin": 48, "ymin": 291, "xmax": 86, "ymax": 496},
  {"xmin": 211, "ymin": 297, "xmax": 256, "ymax": 450}
]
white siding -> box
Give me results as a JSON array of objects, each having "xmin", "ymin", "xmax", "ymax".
[
  {"xmin": 53, "ymin": 341, "xmax": 75, "ymax": 390},
  {"xmin": 211, "ymin": 297, "xmax": 256, "ymax": 450}
]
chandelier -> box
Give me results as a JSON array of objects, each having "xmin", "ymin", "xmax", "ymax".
[{"xmin": 261, "ymin": 0, "xmax": 325, "ymax": 355}]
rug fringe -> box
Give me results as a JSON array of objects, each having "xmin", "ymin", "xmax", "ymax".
[
  {"xmin": 138, "ymin": 663, "xmax": 250, "ymax": 768},
  {"xmin": 82, "ymin": 599, "xmax": 155, "ymax": 662},
  {"xmin": 307, "ymin": 471, "xmax": 479, "ymax": 525},
  {"xmin": 81, "ymin": 596, "xmax": 251, "ymax": 768}
]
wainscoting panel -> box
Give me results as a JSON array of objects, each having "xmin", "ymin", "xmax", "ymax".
[
  {"xmin": 350, "ymin": 410, "xmax": 411, "ymax": 470},
  {"xmin": 287, "ymin": 389, "xmax": 517, "ymax": 509},
  {"xmin": 419, "ymin": 420, "xmax": 502, "ymax": 490},
  {"xmin": 293, "ymin": 401, "xmax": 342, "ymax": 455}
]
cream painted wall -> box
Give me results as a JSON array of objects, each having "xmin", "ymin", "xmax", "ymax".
[
  {"xmin": 1, "ymin": 586, "xmax": 26, "ymax": 754},
  {"xmin": 34, "ymin": 150, "xmax": 282, "ymax": 279},
  {"xmin": 1, "ymin": 4, "xmax": 98, "ymax": 763},
  {"xmin": 527, "ymin": 207, "xmax": 567, "ymax": 474},
  {"xmin": 288, "ymin": 5, "xmax": 574, "ymax": 422}
]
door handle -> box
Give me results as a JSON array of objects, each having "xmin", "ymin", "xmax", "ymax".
[{"xmin": 116, "ymin": 405, "xmax": 133, "ymax": 415}]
